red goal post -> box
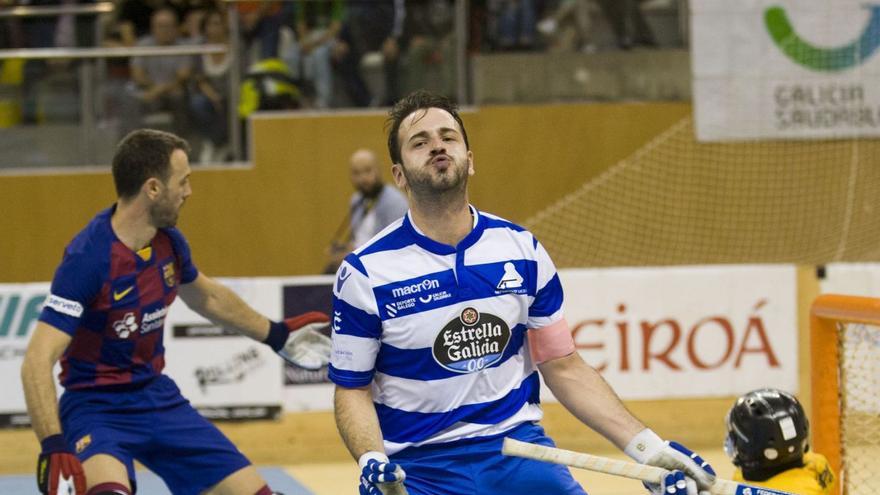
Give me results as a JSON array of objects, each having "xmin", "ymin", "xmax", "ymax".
[{"xmin": 810, "ymin": 294, "xmax": 880, "ymax": 495}]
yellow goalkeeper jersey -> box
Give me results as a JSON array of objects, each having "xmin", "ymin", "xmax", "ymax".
[{"xmin": 733, "ymin": 453, "xmax": 836, "ymax": 495}]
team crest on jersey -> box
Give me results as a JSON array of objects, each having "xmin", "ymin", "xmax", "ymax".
[
  {"xmin": 112, "ymin": 312, "xmax": 138, "ymax": 338},
  {"xmin": 162, "ymin": 262, "xmax": 176, "ymax": 288},
  {"xmin": 75, "ymin": 434, "xmax": 92, "ymax": 454},
  {"xmin": 432, "ymin": 307, "xmax": 511, "ymax": 373}
]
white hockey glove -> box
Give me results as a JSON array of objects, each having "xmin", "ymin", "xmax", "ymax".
[
  {"xmin": 646, "ymin": 470, "xmax": 699, "ymax": 495},
  {"xmin": 358, "ymin": 451, "xmax": 407, "ymax": 495},
  {"xmin": 264, "ymin": 312, "xmax": 332, "ymax": 370},
  {"xmin": 625, "ymin": 429, "xmax": 715, "ymax": 495}
]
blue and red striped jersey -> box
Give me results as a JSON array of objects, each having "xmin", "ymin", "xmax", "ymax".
[{"xmin": 39, "ymin": 206, "xmax": 198, "ymax": 390}]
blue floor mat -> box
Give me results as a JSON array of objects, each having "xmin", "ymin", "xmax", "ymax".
[{"xmin": 0, "ymin": 467, "xmax": 314, "ymax": 494}]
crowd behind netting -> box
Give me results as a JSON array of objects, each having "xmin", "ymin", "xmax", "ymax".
[{"xmin": 0, "ymin": 0, "xmax": 677, "ymax": 164}]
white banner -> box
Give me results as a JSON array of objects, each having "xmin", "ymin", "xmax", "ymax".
[
  {"xmin": 162, "ymin": 278, "xmax": 285, "ymax": 419},
  {"xmin": 555, "ymin": 265, "xmax": 799, "ymax": 400},
  {"xmin": 820, "ymin": 262, "xmax": 880, "ymax": 296},
  {"xmin": 692, "ymin": 0, "xmax": 880, "ymax": 141},
  {"xmin": 0, "ymin": 283, "xmax": 53, "ymax": 426}
]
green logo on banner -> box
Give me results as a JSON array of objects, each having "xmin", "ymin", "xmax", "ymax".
[
  {"xmin": 765, "ymin": 4, "xmax": 880, "ymax": 71},
  {"xmin": 0, "ymin": 294, "xmax": 46, "ymax": 337}
]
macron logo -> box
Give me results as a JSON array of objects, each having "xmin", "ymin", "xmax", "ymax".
[
  {"xmin": 45, "ymin": 294, "xmax": 84, "ymax": 318},
  {"xmin": 336, "ymin": 267, "xmax": 352, "ymax": 293},
  {"xmin": 392, "ymin": 279, "xmax": 440, "ymax": 298}
]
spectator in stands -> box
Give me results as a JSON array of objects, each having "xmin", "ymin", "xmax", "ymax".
[
  {"xmin": 238, "ymin": 0, "xmax": 294, "ymax": 67},
  {"xmin": 488, "ymin": 0, "xmax": 537, "ymax": 50},
  {"xmin": 120, "ymin": 7, "xmax": 193, "ymax": 137},
  {"xmin": 537, "ymin": 0, "xmax": 596, "ymax": 53},
  {"xmin": 335, "ymin": 0, "xmax": 405, "ymax": 107},
  {"xmin": 286, "ymin": 0, "xmax": 344, "ymax": 109},
  {"xmin": 113, "ymin": 0, "xmax": 167, "ymax": 46},
  {"xmin": 324, "ymin": 148, "xmax": 408, "ymax": 273},
  {"xmin": 401, "ymin": 0, "xmax": 456, "ymax": 96},
  {"xmin": 596, "ymin": 0, "xmax": 655, "ymax": 49},
  {"xmin": 190, "ymin": 7, "xmax": 231, "ymax": 162}
]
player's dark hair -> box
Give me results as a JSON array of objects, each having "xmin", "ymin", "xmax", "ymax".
[
  {"xmin": 112, "ymin": 129, "xmax": 190, "ymax": 199},
  {"xmin": 386, "ymin": 90, "xmax": 468, "ymax": 165},
  {"xmin": 725, "ymin": 388, "xmax": 809, "ymax": 481}
]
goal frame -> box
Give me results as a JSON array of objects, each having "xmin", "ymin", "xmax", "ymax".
[{"xmin": 810, "ymin": 293, "xmax": 880, "ymax": 495}]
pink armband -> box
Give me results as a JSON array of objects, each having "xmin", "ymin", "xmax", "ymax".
[{"xmin": 528, "ymin": 318, "xmax": 575, "ymax": 364}]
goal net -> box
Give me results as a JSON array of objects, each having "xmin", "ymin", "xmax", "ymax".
[{"xmin": 811, "ymin": 294, "xmax": 880, "ymax": 495}]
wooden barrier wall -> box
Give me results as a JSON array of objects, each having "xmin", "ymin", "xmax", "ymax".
[{"xmin": 0, "ymin": 102, "xmax": 689, "ymax": 282}]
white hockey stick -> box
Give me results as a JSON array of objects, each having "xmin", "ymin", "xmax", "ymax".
[{"xmin": 502, "ymin": 438, "xmax": 797, "ymax": 495}]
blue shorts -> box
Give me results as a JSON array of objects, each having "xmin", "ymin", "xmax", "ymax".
[
  {"xmin": 58, "ymin": 375, "xmax": 251, "ymax": 495},
  {"xmin": 390, "ymin": 422, "xmax": 587, "ymax": 495}
]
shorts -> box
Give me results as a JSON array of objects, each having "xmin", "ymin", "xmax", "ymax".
[
  {"xmin": 390, "ymin": 422, "xmax": 588, "ymax": 495},
  {"xmin": 59, "ymin": 375, "xmax": 251, "ymax": 495}
]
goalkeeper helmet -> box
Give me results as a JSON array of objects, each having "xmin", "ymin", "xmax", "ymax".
[{"xmin": 725, "ymin": 388, "xmax": 809, "ymax": 473}]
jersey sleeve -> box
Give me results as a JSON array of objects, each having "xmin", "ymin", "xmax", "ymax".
[
  {"xmin": 527, "ymin": 237, "xmax": 565, "ymax": 329},
  {"xmin": 165, "ymin": 227, "xmax": 198, "ymax": 284},
  {"xmin": 328, "ymin": 255, "xmax": 382, "ymax": 388},
  {"xmin": 39, "ymin": 248, "xmax": 104, "ymax": 335}
]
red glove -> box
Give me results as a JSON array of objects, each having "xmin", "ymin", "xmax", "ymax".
[
  {"xmin": 37, "ymin": 434, "xmax": 86, "ymax": 495},
  {"xmin": 264, "ymin": 311, "xmax": 332, "ymax": 370}
]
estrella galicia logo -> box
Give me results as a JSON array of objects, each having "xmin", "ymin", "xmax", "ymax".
[
  {"xmin": 765, "ymin": 4, "xmax": 880, "ymax": 71},
  {"xmin": 432, "ymin": 307, "xmax": 511, "ymax": 373}
]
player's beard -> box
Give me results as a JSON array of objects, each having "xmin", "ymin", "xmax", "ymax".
[
  {"xmin": 150, "ymin": 192, "xmax": 180, "ymax": 228},
  {"xmin": 400, "ymin": 154, "xmax": 469, "ymax": 202}
]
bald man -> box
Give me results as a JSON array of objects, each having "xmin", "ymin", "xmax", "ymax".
[{"xmin": 325, "ymin": 149, "xmax": 408, "ymax": 273}]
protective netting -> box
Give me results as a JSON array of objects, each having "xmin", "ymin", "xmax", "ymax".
[
  {"xmin": 524, "ymin": 117, "xmax": 880, "ymax": 267},
  {"xmin": 839, "ymin": 322, "xmax": 880, "ymax": 494}
]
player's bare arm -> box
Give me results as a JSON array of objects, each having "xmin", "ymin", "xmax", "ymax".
[
  {"xmin": 335, "ymin": 385, "xmax": 406, "ymax": 494},
  {"xmin": 334, "ymin": 385, "xmax": 386, "ymax": 459},
  {"xmin": 179, "ymin": 272, "xmax": 331, "ymax": 369},
  {"xmin": 178, "ymin": 271, "xmax": 272, "ymax": 340},
  {"xmin": 537, "ymin": 351, "xmax": 645, "ymax": 449},
  {"xmin": 21, "ymin": 322, "xmax": 71, "ymax": 440}
]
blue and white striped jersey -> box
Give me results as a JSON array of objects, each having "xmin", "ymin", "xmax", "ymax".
[{"xmin": 329, "ymin": 206, "xmax": 565, "ymax": 455}]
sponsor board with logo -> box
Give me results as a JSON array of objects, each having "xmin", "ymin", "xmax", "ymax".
[
  {"xmin": 558, "ymin": 265, "xmax": 798, "ymax": 400},
  {"xmin": 0, "ymin": 267, "xmax": 819, "ymax": 422},
  {"xmin": 0, "ymin": 283, "xmax": 57, "ymax": 427},
  {"xmin": 162, "ymin": 278, "xmax": 285, "ymax": 419},
  {"xmin": 692, "ymin": 0, "xmax": 880, "ymax": 141}
]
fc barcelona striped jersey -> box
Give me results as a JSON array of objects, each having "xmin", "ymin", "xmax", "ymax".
[
  {"xmin": 39, "ymin": 206, "xmax": 198, "ymax": 390},
  {"xmin": 329, "ymin": 207, "xmax": 565, "ymax": 455}
]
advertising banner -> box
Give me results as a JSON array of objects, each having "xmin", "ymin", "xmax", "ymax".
[
  {"xmin": 558, "ymin": 265, "xmax": 799, "ymax": 400},
  {"xmin": 692, "ymin": 0, "xmax": 880, "ymax": 141}
]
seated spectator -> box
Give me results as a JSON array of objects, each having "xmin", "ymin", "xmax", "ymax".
[
  {"xmin": 285, "ymin": 0, "xmax": 344, "ymax": 109},
  {"xmin": 335, "ymin": 0, "xmax": 404, "ymax": 107},
  {"xmin": 488, "ymin": 0, "xmax": 537, "ymax": 50},
  {"xmin": 324, "ymin": 148, "xmax": 408, "ymax": 273},
  {"xmin": 120, "ymin": 7, "xmax": 193, "ymax": 137},
  {"xmin": 596, "ymin": 0, "xmax": 655, "ymax": 49},
  {"xmin": 537, "ymin": 0, "xmax": 596, "ymax": 53},
  {"xmin": 400, "ymin": 0, "xmax": 456, "ymax": 96},
  {"xmin": 190, "ymin": 7, "xmax": 231, "ymax": 162}
]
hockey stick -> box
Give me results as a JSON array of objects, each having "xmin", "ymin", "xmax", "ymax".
[{"xmin": 502, "ymin": 438, "xmax": 797, "ymax": 495}]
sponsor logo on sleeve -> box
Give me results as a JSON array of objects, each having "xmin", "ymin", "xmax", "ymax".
[
  {"xmin": 336, "ymin": 267, "xmax": 352, "ymax": 293},
  {"xmin": 45, "ymin": 294, "xmax": 84, "ymax": 318},
  {"xmin": 432, "ymin": 307, "xmax": 511, "ymax": 373}
]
